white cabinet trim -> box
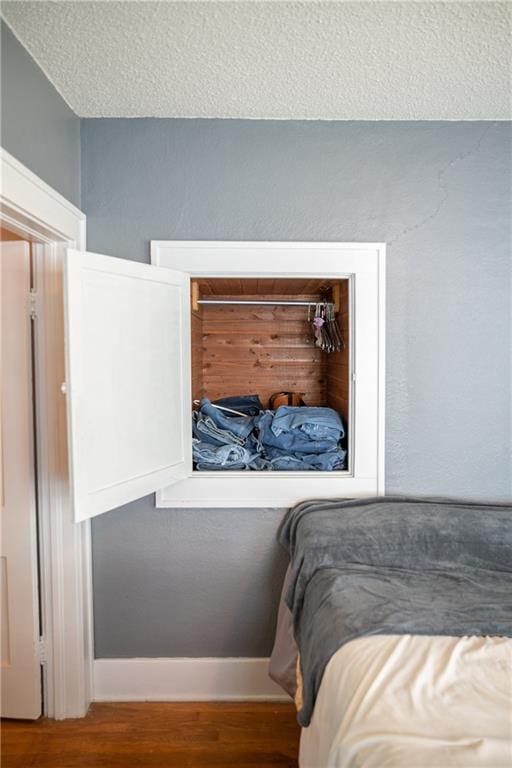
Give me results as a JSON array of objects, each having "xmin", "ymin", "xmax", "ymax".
[{"xmin": 151, "ymin": 241, "xmax": 386, "ymax": 507}]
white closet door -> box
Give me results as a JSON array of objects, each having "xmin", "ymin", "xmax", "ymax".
[{"xmin": 64, "ymin": 250, "xmax": 191, "ymax": 522}]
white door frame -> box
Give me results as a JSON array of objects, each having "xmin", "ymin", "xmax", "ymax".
[{"xmin": 0, "ymin": 147, "xmax": 92, "ymax": 718}]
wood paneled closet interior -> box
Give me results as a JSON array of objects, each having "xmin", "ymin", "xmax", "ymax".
[{"xmin": 191, "ymin": 277, "xmax": 350, "ymax": 467}]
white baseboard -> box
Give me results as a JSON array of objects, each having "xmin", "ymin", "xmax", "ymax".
[{"xmin": 93, "ymin": 657, "xmax": 290, "ymax": 702}]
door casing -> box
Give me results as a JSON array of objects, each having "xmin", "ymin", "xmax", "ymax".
[{"xmin": 0, "ymin": 147, "xmax": 91, "ymax": 719}]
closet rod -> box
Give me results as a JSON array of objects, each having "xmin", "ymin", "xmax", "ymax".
[{"xmin": 197, "ymin": 299, "xmax": 331, "ymax": 307}]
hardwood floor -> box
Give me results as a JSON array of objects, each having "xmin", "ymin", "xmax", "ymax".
[{"xmin": 2, "ymin": 702, "xmax": 300, "ymax": 768}]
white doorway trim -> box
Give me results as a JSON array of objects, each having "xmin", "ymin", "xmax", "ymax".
[{"xmin": 0, "ymin": 147, "xmax": 91, "ymax": 718}]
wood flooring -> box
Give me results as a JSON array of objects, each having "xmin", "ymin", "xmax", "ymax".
[{"xmin": 1, "ymin": 702, "xmax": 300, "ymax": 768}]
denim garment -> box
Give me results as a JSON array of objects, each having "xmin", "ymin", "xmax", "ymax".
[
  {"xmin": 193, "ymin": 439, "xmax": 251, "ymax": 467},
  {"xmin": 255, "ymin": 411, "xmax": 340, "ymax": 455},
  {"xmin": 196, "ymin": 462, "xmax": 248, "ymax": 471},
  {"xmin": 266, "ymin": 447, "xmax": 346, "ymax": 471},
  {"xmin": 193, "ymin": 399, "xmax": 346, "ymax": 472},
  {"xmin": 213, "ymin": 394, "xmax": 263, "ymax": 417},
  {"xmin": 200, "ymin": 398, "xmax": 255, "ymax": 440},
  {"xmin": 193, "ymin": 411, "xmax": 245, "ymax": 447},
  {"xmin": 193, "ymin": 438, "xmax": 267, "ymax": 470},
  {"xmin": 271, "ymin": 406, "xmax": 344, "ymax": 441}
]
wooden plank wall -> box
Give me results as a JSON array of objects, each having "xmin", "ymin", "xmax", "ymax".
[
  {"xmin": 200, "ymin": 295, "xmax": 328, "ymax": 408},
  {"xmin": 326, "ymin": 280, "xmax": 350, "ymax": 429},
  {"xmin": 196, "ymin": 277, "xmax": 336, "ymax": 296}
]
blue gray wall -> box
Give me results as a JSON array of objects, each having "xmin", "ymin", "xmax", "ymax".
[
  {"xmin": 82, "ymin": 118, "xmax": 511, "ymax": 658},
  {"xmin": 0, "ymin": 20, "xmax": 80, "ymax": 206},
  {"xmin": 4, "ymin": 22, "xmax": 510, "ymax": 661}
]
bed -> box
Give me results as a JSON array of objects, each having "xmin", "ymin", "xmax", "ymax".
[{"xmin": 269, "ymin": 497, "xmax": 512, "ymax": 768}]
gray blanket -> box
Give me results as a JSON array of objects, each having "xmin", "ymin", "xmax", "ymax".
[{"xmin": 279, "ymin": 496, "xmax": 512, "ymax": 727}]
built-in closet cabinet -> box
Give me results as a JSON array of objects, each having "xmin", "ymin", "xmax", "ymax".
[{"xmin": 63, "ymin": 242, "xmax": 385, "ymax": 521}]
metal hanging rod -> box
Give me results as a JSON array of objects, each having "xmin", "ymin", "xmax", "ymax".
[{"xmin": 197, "ymin": 299, "xmax": 334, "ymax": 307}]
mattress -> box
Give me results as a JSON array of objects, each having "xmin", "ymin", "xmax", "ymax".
[{"xmin": 299, "ymin": 633, "xmax": 512, "ymax": 768}]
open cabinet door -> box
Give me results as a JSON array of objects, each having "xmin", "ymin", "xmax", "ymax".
[{"xmin": 64, "ymin": 250, "xmax": 191, "ymax": 522}]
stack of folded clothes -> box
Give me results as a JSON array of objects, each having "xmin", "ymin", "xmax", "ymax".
[
  {"xmin": 192, "ymin": 396, "xmax": 269, "ymax": 471},
  {"xmin": 192, "ymin": 396, "xmax": 346, "ymax": 472},
  {"xmin": 255, "ymin": 406, "xmax": 346, "ymax": 470}
]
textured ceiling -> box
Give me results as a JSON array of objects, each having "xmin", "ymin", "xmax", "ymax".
[{"xmin": 2, "ymin": 1, "xmax": 510, "ymax": 119}]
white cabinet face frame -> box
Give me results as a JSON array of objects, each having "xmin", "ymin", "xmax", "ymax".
[{"xmin": 151, "ymin": 241, "xmax": 386, "ymax": 508}]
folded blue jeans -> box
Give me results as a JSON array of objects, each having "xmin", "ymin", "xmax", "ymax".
[
  {"xmin": 200, "ymin": 398, "xmax": 255, "ymax": 440},
  {"xmin": 271, "ymin": 406, "xmax": 345, "ymax": 441},
  {"xmin": 193, "ymin": 438, "xmax": 268, "ymax": 470},
  {"xmin": 192, "ymin": 400, "xmax": 346, "ymax": 471},
  {"xmin": 265, "ymin": 446, "xmax": 346, "ymax": 471},
  {"xmin": 213, "ymin": 394, "xmax": 263, "ymax": 416},
  {"xmin": 255, "ymin": 411, "xmax": 340, "ymax": 455},
  {"xmin": 193, "ymin": 411, "xmax": 246, "ymax": 447}
]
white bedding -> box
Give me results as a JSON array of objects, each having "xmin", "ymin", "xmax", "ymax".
[{"xmin": 300, "ymin": 634, "xmax": 512, "ymax": 768}]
